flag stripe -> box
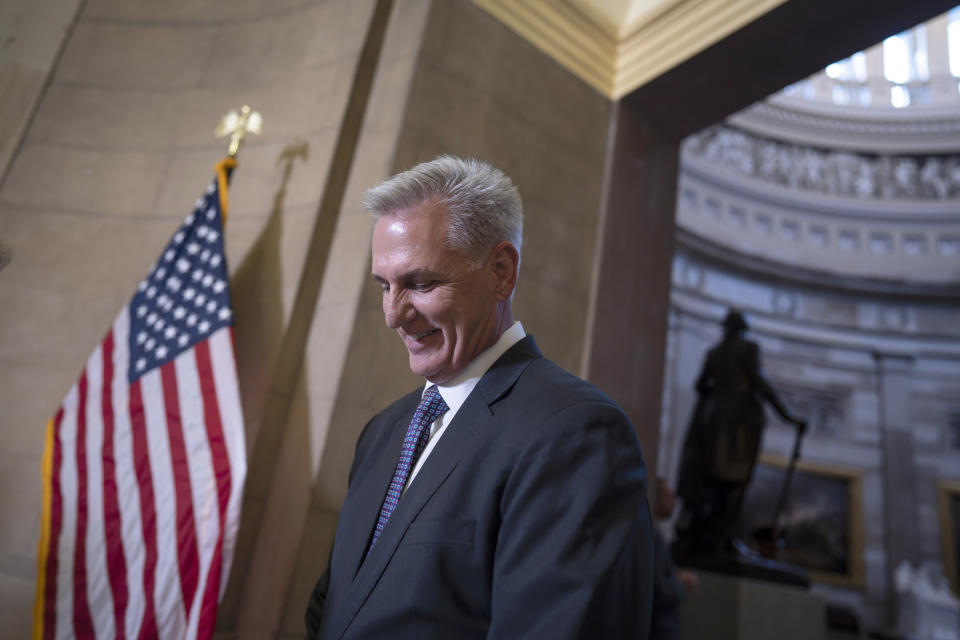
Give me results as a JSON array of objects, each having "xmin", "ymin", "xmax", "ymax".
[
  {"xmin": 110, "ymin": 311, "xmax": 145, "ymax": 639},
  {"xmin": 129, "ymin": 379, "xmax": 159, "ymax": 640},
  {"xmin": 175, "ymin": 348, "xmax": 218, "ymax": 640},
  {"xmin": 37, "ymin": 164, "xmax": 246, "ymax": 639},
  {"xmin": 211, "ymin": 328, "xmax": 247, "ymax": 599},
  {"xmin": 101, "ymin": 331, "xmax": 129, "ymax": 639},
  {"xmin": 141, "ymin": 368, "xmax": 186, "ymax": 639},
  {"xmin": 55, "ymin": 385, "xmax": 79, "ymax": 640},
  {"xmin": 161, "ymin": 362, "xmax": 200, "ymax": 614},
  {"xmin": 195, "ymin": 338, "xmax": 231, "ymax": 639},
  {"xmin": 42, "ymin": 409, "xmax": 64, "ymax": 640},
  {"xmin": 72, "ymin": 372, "xmax": 95, "ymax": 637},
  {"xmin": 84, "ymin": 344, "xmax": 113, "ymax": 638}
]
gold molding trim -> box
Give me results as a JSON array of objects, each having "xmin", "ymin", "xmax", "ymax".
[
  {"xmin": 938, "ymin": 479, "xmax": 960, "ymax": 597},
  {"xmin": 758, "ymin": 453, "xmax": 865, "ymax": 588},
  {"xmin": 474, "ymin": 0, "xmax": 789, "ymax": 99}
]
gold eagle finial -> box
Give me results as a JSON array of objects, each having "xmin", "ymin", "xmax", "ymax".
[{"xmin": 215, "ymin": 105, "xmax": 263, "ymax": 157}]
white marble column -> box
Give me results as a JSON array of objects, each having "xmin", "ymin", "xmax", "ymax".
[
  {"xmin": 925, "ymin": 12, "xmax": 956, "ymax": 102},
  {"xmin": 874, "ymin": 351, "xmax": 919, "ymax": 625},
  {"xmin": 864, "ymin": 43, "xmax": 888, "ymax": 108}
]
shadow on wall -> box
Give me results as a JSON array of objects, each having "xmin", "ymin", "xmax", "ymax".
[
  {"xmin": 217, "ymin": 139, "xmax": 315, "ymax": 629},
  {"xmin": 232, "ymin": 140, "xmax": 308, "ymax": 447}
]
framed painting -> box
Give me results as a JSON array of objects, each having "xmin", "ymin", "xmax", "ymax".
[
  {"xmin": 938, "ymin": 479, "xmax": 960, "ymax": 597},
  {"xmin": 739, "ymin": 454, "xmax": 864, "ymax": 587}
]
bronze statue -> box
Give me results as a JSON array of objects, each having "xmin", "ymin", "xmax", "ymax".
[{"xmin": 673, "ymin": 309, "xmax": 806, "ymax": 558}]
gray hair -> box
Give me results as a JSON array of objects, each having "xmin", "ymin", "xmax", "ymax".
[{"xmin": 363, "ymin": 155, "xmax": 523, "ymax": 260}]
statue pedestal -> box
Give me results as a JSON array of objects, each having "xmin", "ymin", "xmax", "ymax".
[{"xmin": 679, "ymin": 570, "xmax": 826, "ymax": 640}]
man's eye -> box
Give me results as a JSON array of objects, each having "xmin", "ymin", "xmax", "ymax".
[{"xmin": 411, "ymin": 281, "xmax": 437, "ymax": 291}]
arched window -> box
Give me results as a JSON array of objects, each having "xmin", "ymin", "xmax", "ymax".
[
  {"xmin": 883, "ymin": 25, "xmax": 930, "ymax": 107},
  {"xmin": 883, "ymin": 26, "xmax": 929, "ymax": 83},
  {"xmin": 949, "ymin": 7, "xmax": 960, "ymax": 78},
  {"xmin": 826, "ymin": 52, "xmax": 867, "ymax": 82},
  {"xmin": 780, "ymin": 5, "xmax": 959, "ymax": 108}
]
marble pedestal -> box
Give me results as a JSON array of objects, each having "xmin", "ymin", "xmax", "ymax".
[{"xmin": 679, "ymin": 570, "xmax": 827, "ymax": 640}]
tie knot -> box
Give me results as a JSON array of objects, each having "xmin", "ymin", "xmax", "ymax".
[{"xmin": 418, "ymin": 385, "xmax": 448, "ymax": 423}]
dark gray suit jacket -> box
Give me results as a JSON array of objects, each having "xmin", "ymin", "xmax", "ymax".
[{"xmin": 306, "ymin": 336, "xmax": 654, "ymax": 639}]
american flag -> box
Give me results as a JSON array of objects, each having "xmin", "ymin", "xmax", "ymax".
[{"xmin": 34, "ymin": 158, "xmax": 247, "ymax": 640}]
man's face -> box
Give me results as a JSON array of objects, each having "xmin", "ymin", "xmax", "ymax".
[{"xmin": 371, "ymin": 201, "xmax": 503, "ymax": 384}]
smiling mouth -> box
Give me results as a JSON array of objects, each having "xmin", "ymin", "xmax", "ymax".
[{"xmin": 409, "ymin": 329, "xmax": 440, "ymax": 340}]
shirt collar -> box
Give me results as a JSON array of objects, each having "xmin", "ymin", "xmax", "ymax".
[{"xmin": 424, "ymin": 321, "xmax": 526, "ymax": 415}]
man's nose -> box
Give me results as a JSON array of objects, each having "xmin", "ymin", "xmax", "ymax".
[{"xmin": 383, "ymin": 290, "xmax": 414, "ymax": 328}]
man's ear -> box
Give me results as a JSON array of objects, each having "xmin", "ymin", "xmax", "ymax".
[{"xmin": 489, "ymin": 241, "xmax": 519, "ymax": 301}]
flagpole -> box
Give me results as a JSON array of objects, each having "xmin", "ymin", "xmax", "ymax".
[{"xmin": 214, "ymin": 105, "xmax": 262, "ymax": 223}]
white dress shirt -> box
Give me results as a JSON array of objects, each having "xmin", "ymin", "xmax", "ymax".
[{"xmin": 403, "ymin": 321, "xmax": 526, "ymax": 492}]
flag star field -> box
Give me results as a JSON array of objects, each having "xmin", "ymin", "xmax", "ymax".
[{"xmin": 128, "ymin": 185, "xmax": 232, "ymax": 382}]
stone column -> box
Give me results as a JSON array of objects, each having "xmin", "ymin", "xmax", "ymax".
[
  {"xmin": 874, "ymin": 351, "xmax": 919, "ymax": 624},
  {"xmin": 582, "ymin": 98, "xmax": 681, "ymax": 490},
  {"xmin": 925, "ymin": 12, "xmax": 955, "ymax": 102},
  {"xmin": 811, "ymin": 72, "xmax": 835, "ymax": 104},
  {"xmin": 864, "ymin": 44, "xmax": 888, "ymax": 107}
]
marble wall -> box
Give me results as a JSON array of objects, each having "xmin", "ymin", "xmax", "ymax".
[
  {"xmin": 0, "ymin": 0, "xmax": 614, "ymax": 637},
  {"xmin": 0, "ymin": 0, "xmax": 83, "ymax": 626},
  {"xmin": 0, "ymin": 0, "xmax": 381, "ymax": 636}
]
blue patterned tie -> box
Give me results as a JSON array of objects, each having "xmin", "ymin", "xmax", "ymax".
[{"xmin": 367, "ymin": 385, "xmax": 449, "ymax": 553}]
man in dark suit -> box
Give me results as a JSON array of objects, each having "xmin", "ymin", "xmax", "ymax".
[{"xmin": 305, "ymin": 156, "xmax": 654, "ymax": 639}]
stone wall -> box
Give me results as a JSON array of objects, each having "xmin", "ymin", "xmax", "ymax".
[
  {"xmin": 0, "ymin": 0, "xmax": 83, "ymax": 182},
  {"xmin": 0, "ymin": 0, "xmax": 381, "ymax": 635},
  {"xmin": 0, "ymin": 0, "xmax": 613, "ymax": 636}
]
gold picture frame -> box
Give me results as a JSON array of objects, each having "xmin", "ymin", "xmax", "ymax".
[
  {"xmin": 938, "ymin": 479, "xmax": 960, "ymax": 597},
  {"xmin": 739, "ymin": 454, "xmax": 864, "ymax": 588}
]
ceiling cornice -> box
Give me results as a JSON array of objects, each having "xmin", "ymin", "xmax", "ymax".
[{"xmin": 473, "ymin": 0, "xmax": 789, "ymax": 99}]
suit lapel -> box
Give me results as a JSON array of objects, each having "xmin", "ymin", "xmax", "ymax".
[
  {"xmin": 472, "ymin": 335, "xmax": 541, "ymax": 410},
  {"xmin": 328, "ymin": 336, "xmax": 542, "ymax": 639},
  {"xmin": 335, "ymin": 399, "xmax": 415, "ymax": 585},
  {"xmin": 327, "ymin": 407, "xmax": 473, "ymax": 640}
]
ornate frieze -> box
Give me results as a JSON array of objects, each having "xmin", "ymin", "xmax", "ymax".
[
  {"xmin": 683, "ymin": 125, "xmax": 960, "ymax": 201},
  {"xmin": 674, "ymin": 168, "xmax": 960, "ymax": 288},
  {"xmin": 774, "ymin": 384, "xmax": 849, "ymax": 436}
]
